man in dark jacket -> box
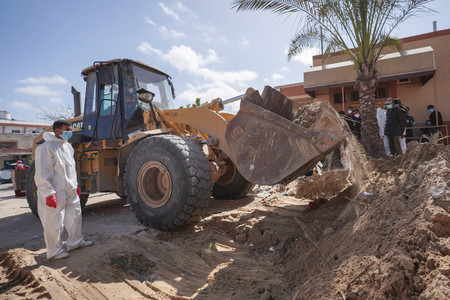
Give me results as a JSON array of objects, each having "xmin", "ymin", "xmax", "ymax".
[
  {"xmin": 351, "ymin": 108, "xmax": 361, "ymax": 140},
  {"xmin": 404, "ymin": 107, "xmax": 415, "ymax": 142},
  {"xmin": 385, "ymin": 98, "xmax": 406, "ymax": 156}
]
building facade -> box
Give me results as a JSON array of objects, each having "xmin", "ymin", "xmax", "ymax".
[
  {"xmin": 276, "ymin": 29, "xmax": 450, "ymax": 133},
  {"xmin": 0, "ymin": 111, "xmax": 49, "ymax": 169}
]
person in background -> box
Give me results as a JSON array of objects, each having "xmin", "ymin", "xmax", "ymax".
[
  {"xmin": 35, "ymin": 120, "xmax": 93, "ymax": 261},
  {"xmin": 396, "ymin": 100, "xmax": 408, "ymax": 153},
  {"xmin": 14, "ymin": 160, "xmax": 29, "ymax": 197},
  {"xmin": 384, "ymin": 98, "xmax": 406, "ymax": 156},
  {"xmin": 339, "ymin": 110, "xmax": 353, "ymax": 131},
  {"xmin": 404, "ymin": 107, "xmax": 415, "ymax": 143},
  {"xmin": 420, "ymin": 120, "xmax": 438, "ymax": 143},
  {"xmin": 427, "ymin": 105, "xmax": 443, "ymax": 127},
  {"xmin": 351, "ymin": 108, "xmax": 361, "ymax": 140},
  {"xmin": 346, "ymin": 106, "xmax": 355, "ymax": 133}
]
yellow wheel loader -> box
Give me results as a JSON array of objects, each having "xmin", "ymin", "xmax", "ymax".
[{"xmin": 26, "ymin": 59, "xmax": 346, "ymax": 231}]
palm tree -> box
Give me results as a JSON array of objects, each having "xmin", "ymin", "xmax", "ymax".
[{"xmin": 232, "ymin": 0, "xmax": 433, "ymax": 158}]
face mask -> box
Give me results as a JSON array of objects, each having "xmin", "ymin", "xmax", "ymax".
[
  {"xmin": 347, "ymin": 110, "xmax": 352, "ymax": 114},
  {"xmin": 386, "ymin": 104, "xmax": 393, "ymax": 109},
  {"xmin": 18, "ymin": 163, "xmax": 22, "ymax": 167},
  {"xmin": 428, "ymin": 109, "xmax": 434, "ymax": 113},
  {"xmin": 354, "ymin": 114, "xmax": 360, "ymax": 118},
  {"xmin": 61, "ymin": 130, "xmax": 73, "ymax": 141},
  {"xmin": 426, "ymin": 123, "xmax": 431, "ymax": 127},
  {"xmin": 340, "ymin": 115, "xmax": 345, "ymax": 119}
]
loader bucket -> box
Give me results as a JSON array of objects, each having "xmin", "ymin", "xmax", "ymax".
[{"xmin": 225, "ymin": 86, "xmax": 347, "ymax": 185}]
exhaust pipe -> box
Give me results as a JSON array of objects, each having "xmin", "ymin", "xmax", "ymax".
[{"xmin": 71, "ymin": 86, "xmax": 82, "ymax": 117}]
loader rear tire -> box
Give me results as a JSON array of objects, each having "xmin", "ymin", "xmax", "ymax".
[
  {"xmin": 26, "ymin": 162, "xmax": 89, "ymax": 218},
  {"xmin": 212, "ymin": 160, "xmax": 254, "ymax": 200},
  {"xmin": 124, "ymin": 135, "xmax": 213, "ymax": 231}
]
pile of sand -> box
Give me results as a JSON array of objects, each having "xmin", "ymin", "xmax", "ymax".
[{"xmin": 277, "ymin": 141, "xmax": 449, "ymax": 299}]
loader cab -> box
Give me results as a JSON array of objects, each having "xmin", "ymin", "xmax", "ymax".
[{"xmin": 81, "ymin": 59, "xmax": 175, "ymax": 143}]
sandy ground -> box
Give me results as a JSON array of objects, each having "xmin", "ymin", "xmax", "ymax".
[
  {"xmin": 0, "ymin": 182, "xmax": 314, "ymax": 299},
  {"xmin": 0, "ymin": 112, "xmax": 449, "ymax": 299}
]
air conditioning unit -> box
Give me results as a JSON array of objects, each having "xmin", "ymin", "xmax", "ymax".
[{"xmin": 397, "ymin": 78, "xmax": 411, "ymax": 85}]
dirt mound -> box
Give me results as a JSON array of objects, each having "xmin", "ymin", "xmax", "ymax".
[{"xmin": 285, "ymin": 142, "xmax": 450, "ymax": 299}]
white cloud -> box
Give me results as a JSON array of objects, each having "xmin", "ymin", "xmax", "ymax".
[
  {"xmin": 272, "ymin": 73, "xmax": 284, "ymax": 81},
  {"xmin": 137, "ymin": 43, "xmax": 258, "ymax": 111},
  {"xmin": 218, "ymin": 37, "xmax": 228, "ymax": 44},
  {"xmin": 10, "ymin": 101, "xmax": 33, "ymax": 110},
  {"xmin": 280, "ymin": 66, "xmax": 290, "ymax": 72},
  {"xmin": 159, "ymin": 26, "xmax": 186, "ymax": 39},
  {"xmin": 138, "ymin": 43, "xmax": 216, "ymax": 71},
  {"xmin": 176, "ymin": 2, "xmax": 192, "ymax": 13},
  {"xmin": 144, "ymin": 16, "xmax": 156, "ymax": 25},
  {"xmin": 290, "ymin": 46, "xmax": 320, "ymax": 66},
  {"xmin": 14, "ymin": 86, "xmax": 60, "ymax": 97},
  {"xmin": 49, "ymin": 97, "xmax": 64, "ymax": 104},
  {"xmin": 238, "ymin": 38, "xmax": 250, "ymax": 46},
  {"xmin": 159, "ymin": 2, "xmax": 181, "ymax": 22},
  {"xmin": 18, "ymin": 74, "xmax": 68, "ymax": 85},
  {"xmin": 137, "ymin": 43, "xmax": 163, "ymax": 56}
]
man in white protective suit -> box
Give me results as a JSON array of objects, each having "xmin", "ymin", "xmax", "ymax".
[
  {"xmin": 376, "ymin": 107, "xmax": 391, "ymax": 156},
  {"xmin": 35, "ymin": 120, "xmax": 93, "ymax": 261}
]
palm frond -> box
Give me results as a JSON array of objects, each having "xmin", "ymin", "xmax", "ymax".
[
  {"xmin": 231, "ymin": 0, "xmax": 303, "ymax": 14},
  {"xmin": 381, "ymin": 36, "xmax": 402, "ymax": 52},
  {"xmin": 233, "ymin": 0, "xmax": 435, "ymax": 69}
]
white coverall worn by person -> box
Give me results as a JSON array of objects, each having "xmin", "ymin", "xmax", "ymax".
[
  {"xmin": 376, "ymin": 108, "xmax": 391, "ymax": 156},
  {"xmin": 35, "ymin": 120, "xmax": 93, "ymax": 261}
]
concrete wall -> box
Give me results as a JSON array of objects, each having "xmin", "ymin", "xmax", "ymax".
[{"xmin": 0, "ymin": 134, "xmax": 34, "ymax": 149}]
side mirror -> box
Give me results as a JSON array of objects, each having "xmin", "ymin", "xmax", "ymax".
[
  {"xmin": 136, "ymin": 88, "xmax": 155, "ymax": 104},
  {"xmin": 95, "ymin": 63, "xmax": 115, "ymax": 85}
]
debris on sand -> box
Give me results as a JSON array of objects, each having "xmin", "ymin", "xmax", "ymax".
[{"xmin": 110, "ymin": 252, "xmax": 157, "ymax": 282}]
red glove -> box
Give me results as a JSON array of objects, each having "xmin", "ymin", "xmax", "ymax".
[
  {"xmin": 77, "ymin": 186, "xmax": 81, "ymax": 197},
  {"xmin": 46, "ymin": 195, "xmax": 57, "ymax": 208}
]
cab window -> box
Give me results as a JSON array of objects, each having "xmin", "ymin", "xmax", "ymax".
[
  {"xmin": 99, "ymin": 66, "xmax": 119, "ymax": 117},
  {"xmin": 84, "ymin": 72, "xmax": 97, "ymax": 114}
]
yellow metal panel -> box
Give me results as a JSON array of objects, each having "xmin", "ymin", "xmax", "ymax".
[{"xmin": 160, "ymin": 107, "xmax": 232, "ymax": 158}]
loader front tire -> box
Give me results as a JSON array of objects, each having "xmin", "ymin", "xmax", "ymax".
[
  {"xmin": 124, "ymin": 135, "xmax": 213, "ymax": 231},
  {"xmin": 212, "ymin": 160, "xmax": 254, "ymax": 200},
  {"xmin": 26, "ymin": 162, "xmax": 89, "ymax": 218}
]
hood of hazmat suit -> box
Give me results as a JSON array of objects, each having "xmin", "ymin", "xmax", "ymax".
[{"xmin": 35, "ymin": 131, "xmax": 83, "ymax": 259}]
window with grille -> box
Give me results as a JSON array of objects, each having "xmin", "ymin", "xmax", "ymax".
[
  {"xmin": 0, "ymin": 142, "xmax": 16, "ymax": 149},
  {"xmin": 350, "ymin": 91, "xmax": 359, "ymax": 102},
  {"xmin": 333, "ymin": 93, "xmax": 343, "ymax": 104},
  {"xmin": 375, "ymin": 87, "xmax": 389, "ymax": 99}
]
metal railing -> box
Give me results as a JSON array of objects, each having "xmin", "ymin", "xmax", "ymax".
[{"xmin": 405, "ymin": 124, "xmax": 448, "ymax": 145}]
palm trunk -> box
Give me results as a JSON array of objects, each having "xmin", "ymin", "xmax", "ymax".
[{"xmin": 358, "ymin": 72, "xmax": 386, "ymax": 158}]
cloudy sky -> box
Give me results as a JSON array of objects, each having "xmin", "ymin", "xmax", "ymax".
[{"xmin": 1, "ymin": 0, "xmax": 449, "ymax": 122}]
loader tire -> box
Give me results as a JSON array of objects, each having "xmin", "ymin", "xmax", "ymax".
[
  {"xmin": 26, "ymin": 162, "xmax": 89, "ymax": 218},
  {"xmin": 124, "ymin": 135, "xmax": 213, "ymax": 231},
  {"xmin": 212, "ymin": 160, "xmax": 254, "ymax": 200}
]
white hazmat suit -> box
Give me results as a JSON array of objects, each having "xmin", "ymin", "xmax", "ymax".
[
  {"xmin": 35, "ymin": 132, "xmax": 84, "ymax": 259},
  {"xmin": 376, "ymin": 108, "xmax": 391, "ymax": 156}
]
